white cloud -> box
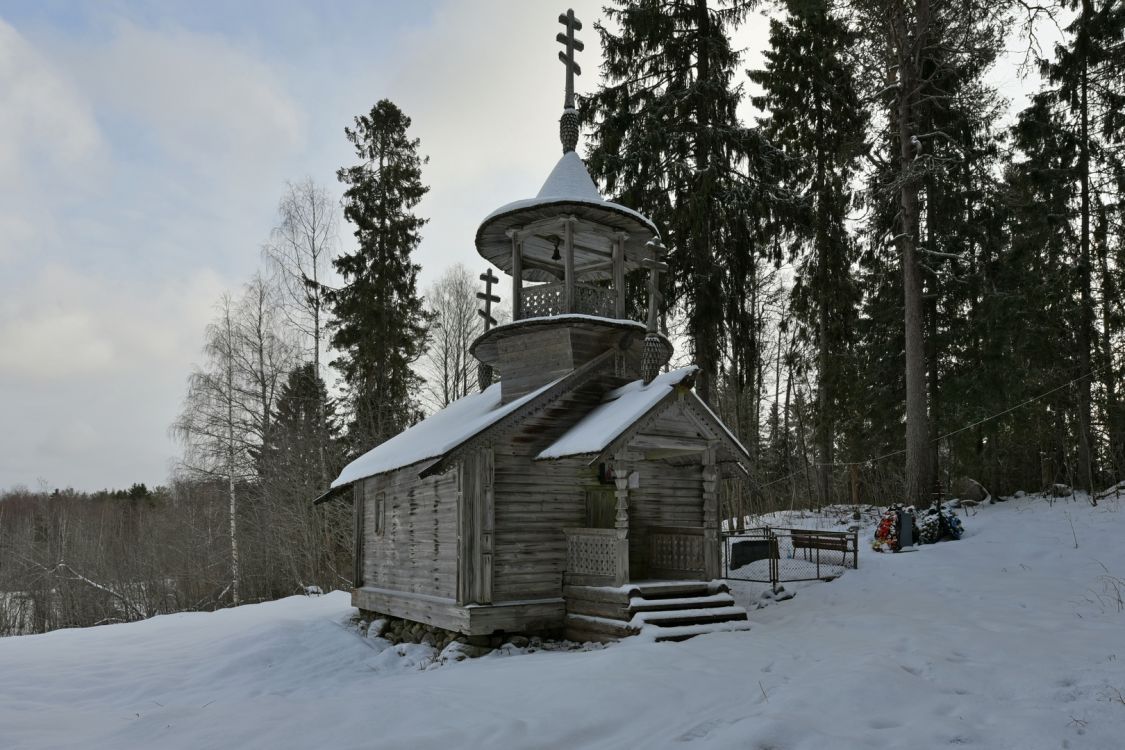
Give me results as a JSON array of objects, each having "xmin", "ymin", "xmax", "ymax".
[
  {"xmin": 0, "ymin": 263, "xmax": 225, "ymax": 380},
  {"xmin": 35, "ymin": 419, "xmax": 101, "ymax": 460},
  {"xmin": 0, "ymin": 263, "xmax": 227, "ymax": 489},
  {"xmin": 0, "ymin": 19, "xmax": 106, "ymax": 263},
  {"xmin": 0, "ymin": 19, "xmax": 103, "ymax": 180},
  {"xmin": 79, "ymin": 21, "xmax": 305, "ymax": 173}
]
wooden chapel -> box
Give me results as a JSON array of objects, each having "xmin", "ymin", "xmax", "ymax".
[{"xmin": 318, "ymin": 9, "xmax": 752, "ymax": 642}]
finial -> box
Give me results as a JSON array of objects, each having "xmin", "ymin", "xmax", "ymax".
[
  {"xmin": 557, "ymin": 9, "xmax": 584, "ymax": 153},
  {"xmin": 640, "ymin": 239, "xmax": 668, "ymax": 385}
]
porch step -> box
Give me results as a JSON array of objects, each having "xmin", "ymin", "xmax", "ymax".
[
  {"xmin": 564, "ymin": 580, "xmax": 750, "ymax": 644},
  {"xmin": 649, "ymin": 619, "xmax": 754, "ymax": 643},
  {"xmin": 565, "ymin": 613, "xmax": 640, "ymax": 643},
  {"xmin": 631, "ymin": 580, "xmax": 729, "ymax": 599},
  {"xmin": 629, "ymin": 592, "xmax": 735, "ymax": 613}
]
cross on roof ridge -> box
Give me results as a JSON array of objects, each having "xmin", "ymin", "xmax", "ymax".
[{"xmin": 557, "ymin": 9, "xmax": 584, "ymax": 110}]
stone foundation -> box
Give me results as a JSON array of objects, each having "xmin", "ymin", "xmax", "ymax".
[{"xmin": 356, "ymin": 609, "xmax": 565, "ymax": 651}]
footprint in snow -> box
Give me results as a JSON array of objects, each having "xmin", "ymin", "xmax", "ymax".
[{"xmin": 675, "ymin": 718, "xmax": 727, "ymax": 742}]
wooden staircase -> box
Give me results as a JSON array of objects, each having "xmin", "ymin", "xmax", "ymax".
[{"xmin": 563, "ymin": 580, "xmax": 751, "ymax": 643}]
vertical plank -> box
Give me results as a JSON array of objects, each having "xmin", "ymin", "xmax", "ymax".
[
  {"xmin": 480, "ymin": 443, "xmax": 495, "ymax": 604},
  {"xmin": 457, "ymin": 453, "xmax": 478, "ymax": 605},
  {"xmin": 702, "ymin": 447, "xmax": 721, "ymax": 580},
  {"xmin": 564, "ymin": 216, "xmax": 576, "ymax": 313},
  {"xmin": 353, "ymin": 482, "xmax": 364, "ymax": 588},
  {"xmin": 510, "ymin": 231, "xmax": 523, "ymax": 320},
  {"xmin": 612, "ymin": 453, "xmax": 631, "ymax": 586},
  {"xmin": 613, "ymin": 233, "xmax": 627, "ymax": 319}
]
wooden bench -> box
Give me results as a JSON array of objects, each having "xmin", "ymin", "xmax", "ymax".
[{"xmin": 789, "ymin": 530, "xmax": 858, "ymax": 570}]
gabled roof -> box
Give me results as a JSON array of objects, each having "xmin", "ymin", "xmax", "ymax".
[
  {"xmin": 330, "ymin": 379, "xmax": 555, "ymax": 488},
  {"xmin": 537, "ymin": 367, "xmax": 698, "ymax": 459},
  {"xmin": 327, "ymin": 352, "xmax": 752, "ymax": 493},
  {"xmin": 328, "ymin": 348, "xmax": 620, "ymax": 489},
  {"xmin": 537, "ymin": 366, "xmax": 751, "ymax": 471}
]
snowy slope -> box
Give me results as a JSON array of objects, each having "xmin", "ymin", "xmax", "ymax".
[{"xmin": 3, "ymin": 494, "xmax": 1124, "ymax": 750}]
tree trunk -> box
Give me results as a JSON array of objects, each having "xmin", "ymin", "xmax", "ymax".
[
  {"xmin": 814, "ymin": 84, "xmax": 833, "ymax": 510},
  {"xmin": 1099, "ymin": 247, "xmax": 1123, "ymax": 480},
  {"xmin": 1076, "ymin": 1, "xmax": 1096, "ymax": 498},
  {"xmin": 693, "ymin": 0, "xmax": 716, "ymax": 405},
  {"xmin": 892, "ymin": 0, "xmax": 933, "ymax": 506},
  {"xmin": 225, "ymin": 315, "xmax": 241, "ymax": 606}
]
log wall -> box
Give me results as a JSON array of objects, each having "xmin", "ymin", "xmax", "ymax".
[
  {"xmin": 491, "ymin": 449, "xmax": 591, "ymax": 602},
  {"xmin": 360, "ymin": 467, "xmax": 459, "ymax": 599}
]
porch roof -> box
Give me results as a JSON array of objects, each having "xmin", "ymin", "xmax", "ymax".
[{"xmin": 536, "ymin": 367, "xmax": 699, "ymax": 460}]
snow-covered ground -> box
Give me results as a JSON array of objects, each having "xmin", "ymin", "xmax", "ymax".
[{"xmin": 3, "ymin": 493, "xmax": 1124, "ymax": 749}]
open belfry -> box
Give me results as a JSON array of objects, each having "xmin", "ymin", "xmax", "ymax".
[{"xmin": 323, "ymin": 9, "xmax": 752, "ymax": 642}]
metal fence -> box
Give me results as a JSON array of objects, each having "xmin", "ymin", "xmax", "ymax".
[{"xmin": 722, "ymin": 527, "xmax": 858, "ymax": 588}]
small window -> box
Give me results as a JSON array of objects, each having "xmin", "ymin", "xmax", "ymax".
[
  {"xmin": 375, "ymin": 492, "xmax": 386, "ymax": 536},
  {"xmin": 365, "ymin": 487, "xmax": 385, "ymax": 538}
]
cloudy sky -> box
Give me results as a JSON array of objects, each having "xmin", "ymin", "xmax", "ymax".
[
  {"xmin": 0, "ymin": 1, "xmax": 728, "ymax": 491},
  {"xmin": 1, "ymin": 2, "xmax": 1043, "ymax": 491}
]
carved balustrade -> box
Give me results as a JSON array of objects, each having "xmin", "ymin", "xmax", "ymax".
[{"xmin": 518, "ymin": 283, "xmax": 615, "ymax": 320}]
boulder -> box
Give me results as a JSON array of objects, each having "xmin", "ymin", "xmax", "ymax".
[
  {"xmin": 1049, "ymin": 483, "xmax": 1073, "ymax": 498},
  {"xmin": 439, "ymin": 641, "xmax": 492, "ymax": 662},
  {"xmin": 951, "ymin": 476, "xmax": 990, "ymax": 504}
]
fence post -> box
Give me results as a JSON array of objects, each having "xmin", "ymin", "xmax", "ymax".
[{"xmin": 769, "ymin": 529, "xmax": 779, "ymax": 592}]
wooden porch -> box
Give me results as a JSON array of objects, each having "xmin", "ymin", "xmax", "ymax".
[{"xmin": 563, "ymin": 525, "xmax": 713, "ymax": 587}]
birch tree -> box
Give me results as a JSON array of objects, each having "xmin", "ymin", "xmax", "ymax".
[
  {"xmin": 421, "ymin": 263, "xmax": 481, "ymax": 409},
  {"xmin": 263, "ymin": 179, "xmax": 338, "ymax": 483},
  {"xmin": 171, "ymin": 294, "xmax": 250, "ymax": 604}
]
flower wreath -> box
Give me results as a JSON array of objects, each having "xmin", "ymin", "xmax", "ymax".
[
  {"xmin": 918, "ymin": 506, "xmax": 964, "ymax": 544},
  {"xmin": 872, "ymin": 504, "xmax": 919, "ymax": 552}
]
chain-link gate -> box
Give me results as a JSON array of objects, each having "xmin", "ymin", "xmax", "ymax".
[{"xmin": 722, "ymin": 527, "xmax": 858, "ymax": 588}]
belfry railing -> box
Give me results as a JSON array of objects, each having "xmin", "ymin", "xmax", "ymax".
[{"xmin": 518, "ymin": 282, "xmax": 615, "ymax": 320}]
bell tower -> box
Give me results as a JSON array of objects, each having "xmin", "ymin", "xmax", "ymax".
[{"xmin": 470, "ymin": 9, "xmax": 673, "ymax": 403}]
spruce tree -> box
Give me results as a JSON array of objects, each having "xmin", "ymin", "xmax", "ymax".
[
  {"xmin": 749, "ymin": 0, "xmax": 865, "ymax": 508},
  {"xmin": 329, "ymin": 100, "xmax": 430, "ymax": 453},
  {"xmin": 260, "ymin": 363, "xmax": 341, "ymax": 484},
  {"xmin": 258, "ymin": 363, "xmax": 350, "ymax": 591},
  {"xmin": 1030, "ymin": 0, "xmax": 1125, "ymax": 494},
  {"xmin": 582, "ymin": 0, "xmax": 763, "ymax": 405},
  {"xmin": 847, "ymin": 0, "xmax": 1010, "ymax": 504}
]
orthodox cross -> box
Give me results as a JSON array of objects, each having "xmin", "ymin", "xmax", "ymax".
[
  {"xmin": 557, "ymin": 9, "xmax": 584, "ymax": 109},
  {"xmin": 641, "ymin": 240, "xmax": 668, "ymax": 334},
  {"xmin": 477, "ymin": 269, "xmax": 500, "ymax": 331}
]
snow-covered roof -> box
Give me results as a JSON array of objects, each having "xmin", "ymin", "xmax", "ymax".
[
  {"xmin": 480, "ymin": 151, "xmax": 655, "ymax": 230},
  {"xmin": 537, "ymin": 149, "xmax": 603, "ymax": 202},
  {"xmin": 474, "ymin": 151, "xmax": 659, "ymax": 281},
  {"xmin": 331, "ymin": 380, "xmax": 555, "ymax": 487},
  {"xmin": 537, "ymin": 367, "xmax": 699, "ymax": 460}
]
